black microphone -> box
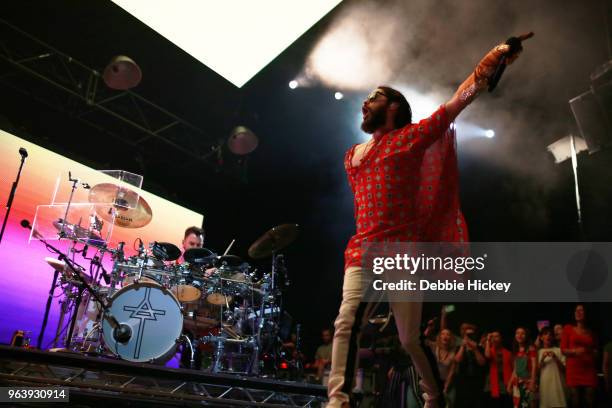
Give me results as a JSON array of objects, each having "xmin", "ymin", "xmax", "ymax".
[
  {"xmin": 82, "ymin": 244, "xmax": 89, "ymax": 258},
  {"xmin": 488, "ymin": 33, "xmax": 533, "ymax": 92},
  {"xmin": 19, "ymin": 148, "xmax": 28, "ymax": 158},
  {"xmin": 113, "ymin": 323, "xmax": 132, "ymax": 343},
  {"xmin": 21, "ymin": 219, "xmax": 43, "ymax": 239}
]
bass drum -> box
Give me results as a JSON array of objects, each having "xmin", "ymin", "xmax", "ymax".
[{"xmin": 102, "ymin": 282, "xmax": 183, "ymax": 363}]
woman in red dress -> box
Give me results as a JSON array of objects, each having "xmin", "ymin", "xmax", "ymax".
[{"xmin": 560, "ymin": 304, "xmax": 598, "ymax": 408}]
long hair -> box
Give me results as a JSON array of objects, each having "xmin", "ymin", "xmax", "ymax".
[
  {"xmin": 512, "ymin": 326, "xmax": 531, "ymax": 354},
  {"xmin": 378, "ymin": 85, "xmax": 412, "ymax": 129}
]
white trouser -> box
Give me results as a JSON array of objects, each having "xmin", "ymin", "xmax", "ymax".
[{"xmin": 327, "ymin": 266, "xmax": 439, "ymax": 407}]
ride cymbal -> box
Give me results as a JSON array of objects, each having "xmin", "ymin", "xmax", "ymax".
[{"xmin": 248, "ymin": 223, "xmax": 299, "ymax": 259}]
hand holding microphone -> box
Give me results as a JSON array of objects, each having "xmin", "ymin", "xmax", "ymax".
[{"xmin": 488, "ymin": 32, "xmax": 534, "ymax": 92}]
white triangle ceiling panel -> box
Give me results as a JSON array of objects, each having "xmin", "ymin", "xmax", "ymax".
[{"xmin": 112, "ymin": 0, "xmax": 343, "ymax": 87}]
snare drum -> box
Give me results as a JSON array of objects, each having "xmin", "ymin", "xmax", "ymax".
[{"xmin": 101, "ymin": 281, "xmax": 183, "ymax": 363}]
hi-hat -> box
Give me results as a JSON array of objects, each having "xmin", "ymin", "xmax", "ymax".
[
  {"xmin": 248, "ymin": 224, "xmax": 299, "ymax": 259},
  {"xmin": 228, "ymin": 126, "xmax": 258, "ymax": 155},
  {"xmin": 103, "ymin": 55, "xmax": 142, "ymax": 90},
  {"xmin": 88, "ymin": 183, "xmax": 152, "ymax": 229}
]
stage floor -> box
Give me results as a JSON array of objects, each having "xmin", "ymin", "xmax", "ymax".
[{"xmin": 0, "ymin": 345, "xmax": 327, "ymax": 407}]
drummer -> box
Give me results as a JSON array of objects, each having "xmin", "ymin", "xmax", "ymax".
[{"xmin": 181, "ymin": 226, "xmax": 205, "ymax": 258}]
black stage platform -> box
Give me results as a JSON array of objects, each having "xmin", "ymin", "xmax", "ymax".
[{"xmin": 0, "ymin": 346, "xmax": 327, "ymax": 407}]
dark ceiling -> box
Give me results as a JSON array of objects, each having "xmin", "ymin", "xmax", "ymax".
[{"xmin": 1, "ymin": 1, "xmax": 611, "ymax": 351}]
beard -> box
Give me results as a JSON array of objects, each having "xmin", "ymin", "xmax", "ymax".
[{"xmin": 360, "ymin": 107, "xmax": 386, "ymax": 134}]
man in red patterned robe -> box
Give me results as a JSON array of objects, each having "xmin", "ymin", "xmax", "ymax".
[{"xmin": 327, "ymin": 34, "xmax": 532, "ymax": 408}]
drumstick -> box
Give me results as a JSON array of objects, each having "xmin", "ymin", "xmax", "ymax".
[{"xmin": 222, "ymin": 239, "xmax": 236, "ymax": 256}]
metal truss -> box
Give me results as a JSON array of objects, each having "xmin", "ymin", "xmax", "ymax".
[
  {"xmin": 0, "ymin": 346, "xmax": 326, "ymax": 407},
  {"xmin": 0, "ymin": 17, "xmax": 218, "ymax": 166}
]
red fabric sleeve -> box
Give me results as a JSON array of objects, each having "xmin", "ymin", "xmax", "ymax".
[{"xmin": 391, "ymin": 105, "xmax": 451, "ymax": 152}]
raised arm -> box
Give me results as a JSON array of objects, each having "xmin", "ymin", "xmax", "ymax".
[{"xmin": 445, "ymin": 32, "xmax": 534, "ymax": 122}]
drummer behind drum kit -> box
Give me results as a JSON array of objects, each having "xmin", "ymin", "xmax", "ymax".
[{"xmin": 32, "ymin": 180, "xmax": 301, "ymax": 377}]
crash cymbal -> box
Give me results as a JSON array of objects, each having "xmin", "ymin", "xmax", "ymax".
[
  {"xmin": 52, "ymin": 219, "xmax": 105, "ymax": 246},
  {"xmin": 183, "ymin": 247, "xmax": 216, "ymax": 265},
  {"xmin": 248, "ymin": 224, "xmax": 299, "ymax": 259},
  {"xmin": 45, "ymin": 257, "xmax": 66, "ymax": 272},
  {"xmin": 89, "ymin": 183, "xmax": 152, "ymax": 229},
  {"xmin": 44, "ymin": 256, "xmax": 91, "ymax": 284},
  {"xmin": 151, "ymin": 241, "xmax": 181, "ymax": 262}
]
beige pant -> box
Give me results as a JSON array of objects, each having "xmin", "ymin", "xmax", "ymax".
[{"xmin": 327, "ymin": 266, "xmax": 439, "ymax": 407}]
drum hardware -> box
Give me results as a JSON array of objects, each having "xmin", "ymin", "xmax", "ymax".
[
  {"xmin": 181, "ymin": 334, "xmax": 197, "ymax": 369},
  {"xmin": 24, "ymin": 221, "xmax": 141, "ymax": 352}
]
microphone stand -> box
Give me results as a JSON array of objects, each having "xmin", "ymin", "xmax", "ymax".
[
  {"xmin": 0, "ymin": 149, "xmax": 27, "ymax": 245},
  {"xmin": 38, "ymin": 256, "xmax": 61, "ymax": 350}
]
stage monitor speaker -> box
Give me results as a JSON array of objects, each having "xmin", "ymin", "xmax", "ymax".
[
  {"xmin": 569, "ymin": 79, "xmax": 612, "ymax": 154},
  {"xmin": 569, "ymin": 77, "xmax": 612, "ymax": 154}
]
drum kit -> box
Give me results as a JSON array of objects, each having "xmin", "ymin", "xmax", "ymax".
[{"xmin": 35, "ymin": 180, "xmax": 300, "ymax": 377}]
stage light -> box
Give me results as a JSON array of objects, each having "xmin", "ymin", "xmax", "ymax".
[
  {"xmin": 485, "ymin": 129, "xmax": 495, "ymax": 138},
  {"xmin": 103, "ymin": 55, "xmax": 142, "ymax": 90},
  {"xmin": 111, "ymin": 1, "xmax": 342, "ymax": 88},
  {"xmin": 289, "ymin": 80, "xmax": 298, "ymax": 89},
  {"xmin": 334, "ymin": 92, "xmax": 343, "ymax": 100},
  {"xmin": 228, "ymin": 126, "xmax": 258, "ymax": 155}
]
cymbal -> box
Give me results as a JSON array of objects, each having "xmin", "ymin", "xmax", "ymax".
[
  {"xmin": 89, "ymin": 183, "xmax": 152, "ymax": 229},
  {"xmin": 53, "ymin": 219, "xmax": 105, "ymax": 246},
  {"xmin": 44, "ymin": 256, "xmax": 91, "ymax": 284},
  {"xmin": 45, "ymin": 257, "xmax": 66, "ymax": 272},
  {"xmin": 248, "ymin": 224, "xmax": 299, "ymax": 259},
  {"xmin": 183, "ymin": 247, "xmax": 216, "ymax": 265},
  {"xmin": 151, "ymin": 241, "xmax": 181, "ymax": 262}
]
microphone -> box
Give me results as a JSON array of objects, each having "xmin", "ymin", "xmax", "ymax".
[
  {"xmin": 488, "ymin": 32, "xmax": 534, "ymax": 92},
  {"xmin": 19, "ymin": 148, "xmax": 28, "ymax": 158},
  {"xmin": 113, "ymin": 323, "xmax": 132, "ymax": 343},
  {"xmin": 21, "ymin": 219, "xmax": 43, "ymax": 239}
]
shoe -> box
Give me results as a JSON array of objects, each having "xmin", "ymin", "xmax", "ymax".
[{"xmin": 422, "ymin": 393, "xmax": 445, "ymax": 408}]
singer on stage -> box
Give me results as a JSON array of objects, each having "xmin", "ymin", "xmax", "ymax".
[{"xmin": 327, "ymin": 34, "xmax": 533, "ymax": 408}]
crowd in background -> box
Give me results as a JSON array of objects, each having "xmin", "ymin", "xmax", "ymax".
[
  {"xmin": 306, "ymin": 303, "xmax": 611, "ymax": 408},
  {"xmin": 421, "ymin": 303, "xmax": 610, "ymax": 408}
]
